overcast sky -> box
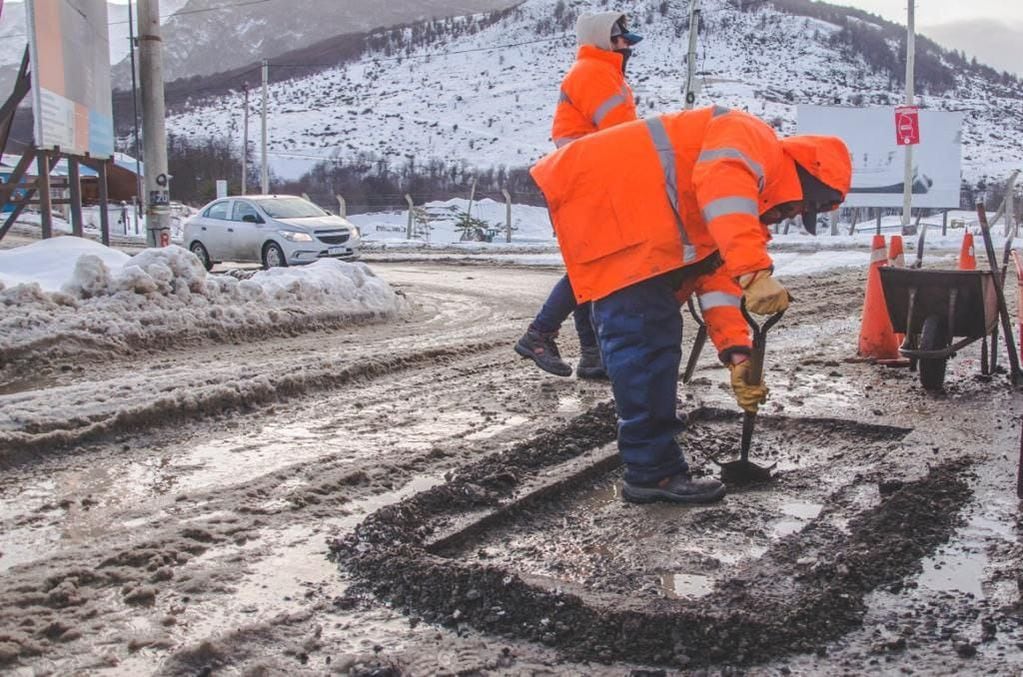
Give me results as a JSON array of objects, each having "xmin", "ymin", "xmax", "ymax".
[{"xmin": 835, "ymin": 1, "xmax": 1023, "ymax": 75}]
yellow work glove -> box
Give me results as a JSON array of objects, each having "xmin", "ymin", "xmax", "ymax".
[
  {"xmin": 739, "ymin": 270, "xmax": 790, "ymax": 315},
  {"xmin": 728, "ymin": 358, "xmax": 768, "ymax": 414}
]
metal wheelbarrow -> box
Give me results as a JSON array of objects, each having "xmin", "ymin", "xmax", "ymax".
[{"xmin": 879, "ymin": 266, "xmax": 1000, "ymax": 390}]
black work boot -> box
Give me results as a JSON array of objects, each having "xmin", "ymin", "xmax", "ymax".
[
  {"xmin": 514, "ymin": 328, "xmax": 572, "ymax": 377},
  {"xmin": 622, "ymin": 473, "xmax": 726, "ymax": 504},
  {"xmin": 576, "ymin": 345, "xmax": 608, "ymax": 380}
]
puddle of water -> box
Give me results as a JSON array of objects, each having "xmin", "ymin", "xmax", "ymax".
[
  {"xmin": 659, "ymin": 572, "xmax": 714, "ymax": 599},
  {"xmin": 0, "ymin": 408, "xmax": 462, "ymax": 573},
  {"xmin": 183, "ymin": 471, "xmax": 448, "ymax": 638},
  {"xmin": 918, "ymin": 547, "xmax": 987, "ymax": 598},
  {"xmin": 464, "ymin": 415, "xmax": 528, "ymax": 441},
  {"xmin": 915, "ymin": 508, "xmax": 1010, "ymax": 599},
  {"xmin": 781, "ymin": 501, "xmax": 823, "ymax": 519},
  {"xmin": 772, "ymin": 501, "xmax": 823, "ymax": 538}
]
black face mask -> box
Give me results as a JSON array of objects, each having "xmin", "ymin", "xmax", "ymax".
[
  {"xmin": 794, "ymin": 163, "xmax": 844, "ymax": 234},
  {"xmin": 615, "ymin": 47, "xmax": 632, "ymax": 73}
]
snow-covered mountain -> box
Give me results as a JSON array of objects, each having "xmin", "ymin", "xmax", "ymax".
[
  {"xmin": 164, "ymin": 0, "xmax": 1023, "ymax": 188},
  {"xmin": 0, "ymin": 0, "xmax": 518, "ymax": 93},
  {"xmin": 109, "ymin": 0, "xmax": 520, "ymax": 87},
  {"xmin": 0, "ymin": 0, "xmax": 190, "ymax": 94}
]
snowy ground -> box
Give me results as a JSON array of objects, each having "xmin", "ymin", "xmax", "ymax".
[{"xmin": 0, "ymin": 238, "xmax": 404, "ymax": 396}]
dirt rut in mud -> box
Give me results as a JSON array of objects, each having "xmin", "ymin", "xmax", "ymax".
[{"xmin": 332, "ymin": 406, "xmax": 976, "ymax": 669}]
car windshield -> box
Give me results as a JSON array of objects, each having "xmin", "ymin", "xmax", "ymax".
[{"xmin": 254, "ymin": 197, "xmax": 327, "ymax": 219}]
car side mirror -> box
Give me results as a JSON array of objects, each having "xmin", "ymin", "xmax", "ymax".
[{"xmin": 242, "ymin": 214, "xmax": 261, "ymax": 223}]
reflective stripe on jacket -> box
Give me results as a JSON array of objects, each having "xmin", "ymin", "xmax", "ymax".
[
  {"xmin": 675, "ymin": 264, "xmax": 751, "ymax": 361},
  {"xmin": 551, "ymin": 45, "xmax": 637, "ymax": 148},
  {"xmin": 531, "ymin": 106, "xmax": 806, "ymax": 303}
]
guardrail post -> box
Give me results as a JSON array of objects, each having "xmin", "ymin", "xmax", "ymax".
[
  {"xmin": 405, "ymin": 193, "xmax": 414, "ymax": 239},
  {"xmin": 501, "ymin": 188, "xmax": 512, "ymax": 243}
]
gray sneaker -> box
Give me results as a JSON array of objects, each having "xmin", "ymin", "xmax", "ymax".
[
  {"xmin": 622, "ymin": 473, "xmax": 726, "ymax": 504},
  {"xmin": 576, "ymin": 345, "xmax": 608, "ymax": 380},
  {"xmin": 514, "ymin": 328, "xmax": 572, "ymax": 377}
]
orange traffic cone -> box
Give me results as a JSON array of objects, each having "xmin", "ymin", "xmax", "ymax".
[
  {"xmin": 887, "ymin": 235, "xmax": 905, "ymax": 268},
  {"xmin": 958, "ymin": 232, "xmax": 977, "ymax": 270},
  {"xmin": 858, "ymin": 235, "xmax": 901, "ymax": 360},
  {"xmin": 886, "ymin": 236, "xmax": 908, "ymax": 353}
]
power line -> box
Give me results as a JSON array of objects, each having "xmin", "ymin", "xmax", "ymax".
[{"xmin": 113, "ymin": 0, "xmax": 273, "ymax": 24}]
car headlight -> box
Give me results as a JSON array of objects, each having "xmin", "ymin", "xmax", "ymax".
[
  {"xmin": 278, "ymin": 230, "xmax": 313, "ymax": 242},
  {"xmin": 352, "ymin": 226, "xmax": 361, "ymax": 238}
]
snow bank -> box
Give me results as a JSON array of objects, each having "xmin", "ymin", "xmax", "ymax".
[
  {"xmin": 0, "ymin": 237, "xmax": 130, "ymax": 292},
  {"xmin": 0, "ymin": 238, "xmax": 402, "ymax": 366}
]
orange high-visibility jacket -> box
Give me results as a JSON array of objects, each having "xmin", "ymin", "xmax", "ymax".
[
  {"xmin": 551, "ymin": 45, "xmax": 637, "ymax": 148},
  {"xmin": 676, "ymin": 264, "xmax": 750, "ymax": 360},
  {"xmin": 531, "ymin": 106, "xmax": 845, "ymax": 304}
]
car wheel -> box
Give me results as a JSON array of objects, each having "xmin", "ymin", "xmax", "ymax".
[
  {"xmin": 262, "ymin": 242, "xmax": 288, "ymax": 269},
  {"xmin": 190, "ymin": 241, "xmax": 213, "ymax": 271}
]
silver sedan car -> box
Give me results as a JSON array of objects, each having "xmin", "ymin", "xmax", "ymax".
[{"xmin": 183, "ymin": 194, "xmax": 361, "ymax": 269}]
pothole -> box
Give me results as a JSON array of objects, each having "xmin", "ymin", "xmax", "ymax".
[{"xmin": 331, "ymin": 405, "xmax": 975, "ymax": 669}]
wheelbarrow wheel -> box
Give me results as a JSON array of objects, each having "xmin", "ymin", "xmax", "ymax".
[{"xmin": 918, "ymin": 315, "xmax": 948, "ymax": 391}]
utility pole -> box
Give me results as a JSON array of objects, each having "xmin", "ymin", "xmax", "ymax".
[
  {"xmin": 127, "ymin": 0, "xmax": 143, "ymax": 219},
  {"xmin": 138, "ymin": 0, "xmax": 171, "ymax": 247},
  {"xmin": 683, "ymin": 0, "xmax": 701, "ymax": 109},
  {"xmin": 900, "ymin": 0, "xmax": 915, "ymax": 234},
  {"xmin": 241, "ymin": 84, "xmax": 249, "ymax": 195},
  {"xmin": 261, "ymin": 59, "xmax": 269, "ymax": 194}
]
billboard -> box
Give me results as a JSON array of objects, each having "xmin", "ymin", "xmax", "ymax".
[
  {"xmin": 797, "ymin": 105, "xmax": 964, "ymax": 209},
  {"xmin": 26, "ymin": 0, "xmax": 114, "ymax": 159}
]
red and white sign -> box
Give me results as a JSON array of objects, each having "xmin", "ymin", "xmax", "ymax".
[{"xmin": 895, "ymin": 105, "xmax": 920, "ymax": 146}]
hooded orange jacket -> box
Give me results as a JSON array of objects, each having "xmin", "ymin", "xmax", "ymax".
[
  {"xmin": 532, "ymin": 105, "xmax": 851, "ymax": 360},
  {"xmin": 551, "ymin": 45, "xmax": 637, "ymax": 148}
]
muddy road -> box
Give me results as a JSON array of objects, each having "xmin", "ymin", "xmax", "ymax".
[{"xmin": 1, "ymin": 262, "xmax": 1021, "ymax": 675}]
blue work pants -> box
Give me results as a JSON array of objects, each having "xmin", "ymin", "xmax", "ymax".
[
  {"xmin": 531, "ymin": 274, "xmax": 597, "ymax": 348},
  {"xmin": 591, "ymin": 271, "xmax": 688, "ymax": 484}
]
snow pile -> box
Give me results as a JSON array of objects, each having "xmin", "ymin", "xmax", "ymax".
[
  {"xmin": 249, "ymin": 258, "xmax": 395, "ymax": 309},
  {"xmin": 62, "ymin": 245, "xmax": 208, "ymax": 298},
  {"xmin": 0, "ymin": 238, "xmax": 402, "ymax": 366},
  {"xmin": 0, "ymin": 237, "xmax": 130, "ymax": 292}
]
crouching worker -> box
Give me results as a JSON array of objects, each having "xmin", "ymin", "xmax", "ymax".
[{"xmin": 530, "ymin": 105, "xmax": 851, "ymax": 504}]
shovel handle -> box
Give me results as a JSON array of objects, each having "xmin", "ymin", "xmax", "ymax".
[{"xmin": 740, "ymin": 299, "xmax": 784, "ymax": 387}]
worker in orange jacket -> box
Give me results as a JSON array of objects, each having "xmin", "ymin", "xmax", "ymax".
[
  {"xmin": 530, "ymin": 106, "xmax": 851, "ymax": 504},
  {"xmin": 515, "ymin": 12, "xmax": 640, "ymax": 380}
]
